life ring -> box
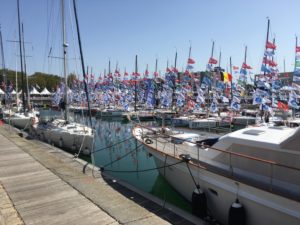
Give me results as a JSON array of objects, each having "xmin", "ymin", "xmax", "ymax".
[{"xmin": 145, "ymin": 138, "xmax": 153, "ymax": 144}]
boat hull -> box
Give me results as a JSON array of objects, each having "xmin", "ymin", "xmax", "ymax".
[{"xmin": 148, "ymin": 148, "xmax": 300, "ymax": 225}]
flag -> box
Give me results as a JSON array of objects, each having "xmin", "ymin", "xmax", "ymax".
[
  {"xmin": 242, "ymin": 63, "xmax": 252, "ymax": 69},
  {"xmin": 154, "ymin": 71, "xmax": 158, "ymax": 77},
  {"xmin": 187, "ymin": 58, "xmax": 195, "ymax": 64},
  {"xmin": 261, "ymin": 64, "xmax": 271, "ymax": 73},
  {"xmin": 202, "ymin": 76, "xmax": 212, "ymax": 86},
  {"xmin": 145, "ymin": 70, "xmax": 149, "ymax": 76},
  {"xmin": 296, "ymin": 46, "xmax": 300, "ymax": 52},
  {"xmin": 208, "ymin": 57, "xmax": 218, "ymax": 64},
  {"xmin": 266, "ymin": 41, "xmax": 276, "ymax": 50},
  {"xmin": 264, "ymin": 50, "xmax": 275, "ymax": 57},
  {"xmin": 231, "ymin": 101, "xmax": 240, "ymax": 111},
  {"xmin": 206, "ymin": 64, "xmax": 212, "ymax": 71},
  {"xmin": 268, "ymin": 60, "xmax": 277, "ymax": 67},
  {"xmin": 288, "ymin": 98, "xmax": 299, "ymax": 109},
  {"xmin": 186, "ymin": 64, "xmax": 194, "ymax": 70},
  {"xmin": 172, "ymin": 67, "xmax": 178, "ymax": 73},
  {"xmin": 277, "ymin": 101, "xmax": 288, "ymax": 111},
  {"xmin": 295, "ymin": 61, "xmax": 300, "ymax": 68},
  {"xmin": 253, "ymin": 95, "xmax": 262, "ymax": 105}
]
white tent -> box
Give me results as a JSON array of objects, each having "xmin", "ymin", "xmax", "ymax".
[
  {"xmin": 0, "ymin": 89, "xmax": 4, "ymax": 95},
  {"xmin": 30, "ymin": 87, "xmax": 40, "ymax": 95},
  {"xmin": 40, "ymin": 87, "xmax": 51, "ymax": 95}
]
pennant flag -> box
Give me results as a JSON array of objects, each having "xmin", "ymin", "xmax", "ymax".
[
  {"xmin": 231, "ymin": 101, "xmax": 240, "ymax": 111},
  {"xmin": 288, "ymin": 98, "xmax": 299, "ymax": 109},
  {"xmin": 261, "ymin": 64, "xmax": 271, "ymax": 73},
  {"xmin": 202, "ymin": 76, "xmax": 212, "ymax": 86},
  {"xmin": 266, "ymin": 41, "xmax": 276, "ymax": 50},
  {"xmin": 277, "ymin": 101, "xmax": 288, "ymax": 111},
  {"xmin": 206, "ymin": 64, "xmax": 212, "ymax": 71},
  {"xmin": 295, "ymin": 61, "xmax": 300, "ymax": 68},
  {"xmin": 186, "ymin": 64, "xmax": 194, "ymax": 70},
  {"xmin": 253, "ymin": 95, "xmax": 263, "ymax": 105},
  {"xmin": 242, "ymin": 63, "xmax": 252, "ymax": 69},
  {"xmin": 268, "ymin": 60, "xmax": 277, "ymax": 67},
  {"xmin": 208, "ymin": 57, "xmax": 218, "ymax": 64},
  {"xmin": 264, "ymin": 50, "xmax": 275, "ymax": 57},
  {"xmin": 296, "ymin": 46, "xmax": 300, "ymax": 52},
  {"xmin": 172, "ymin": 67, "xmax": 178, "ymax": 73},
  {"xmin": 188, "ymin": 58, "xmax": 196, "ymax": 64}
]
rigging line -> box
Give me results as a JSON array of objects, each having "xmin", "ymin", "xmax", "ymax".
[
  {"xmin": 186, "ymin": 161, "xmax": 200, "ymax": 189},
  {"xmin": 68, "ymin": 0, "xmax": 79, "ymax": 77},
  {"xmin": 91, "ymin": 136, "xmax": 134, "ymax": 154},
  {"xmin": 101, "ymin": 160, "xmax": 185, "ymax": 173},
  {"xmin": 42, "ymin": 0, "xmax": 54, "ymax": 72},
  {"xmin": 102, "ymin": 143, "xmax": 143, "ymax": 168}
]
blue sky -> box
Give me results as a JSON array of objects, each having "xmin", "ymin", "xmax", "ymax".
[{"xmin": 1, "ymin": 0, "xmax": 300, "ymax": 80}]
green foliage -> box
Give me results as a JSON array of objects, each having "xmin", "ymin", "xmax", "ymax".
[{"xmin": 0, "ymin": 69, "xmax": 76, "ymax": 92}]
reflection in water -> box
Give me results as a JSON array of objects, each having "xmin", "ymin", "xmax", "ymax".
[{"xmin": 74, "ymin": 115, "xmax": 191, "ymax": 212}]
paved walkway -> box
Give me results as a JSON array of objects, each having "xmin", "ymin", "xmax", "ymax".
[{"xmin": 0, "ymin": 125, "xmax": 199, "ymax": 225}]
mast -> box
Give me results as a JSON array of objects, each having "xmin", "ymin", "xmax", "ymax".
[
  {"xmin": 61, "ymin": 0, "xmax": 69, "ymax": 121},
  {"xmin": 17, "ymin": 0, "xmax": 26, "ymax": 113},
  {"xmin": 134, "ymin": 55, "xmax": 138, "ymax": 112},
  {"xmin": 173, "ymin": 51, "xmax": 177, "ymax": 107},
  {"xmin": 244, "ymin": 45, "xmax": 247, "ymax": 87},
  {"xmin": 0, "ymin": 25, "xmax": 7, "ymax": 103},
  {"xmin": 230, "ymin": 57, "xmax": 233, "ymax": 103},
  {"xmin": 73, "ymin": 0, "xmax": 93, "ymax": 127},
  {"xmin": 21, "ymin": 23, "xmax": 30, "ymax": 110},
  {"xmin": 263, "ymin": 18, "xmax": 270, "ymax": 78}
]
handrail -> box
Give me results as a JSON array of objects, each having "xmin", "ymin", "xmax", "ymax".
[{"xmin": 134, "ymin": 124, "xmax": 300, "ymax": 172}]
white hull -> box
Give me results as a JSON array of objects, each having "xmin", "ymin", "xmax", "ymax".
[
  {"xmin": 133, "ymin": 127, "xmax": 300, "ymax": 225},
  {"xmin": 32, "ymin": 120, "xmax": 94, "ymax": 155},
  {"xmin": 150, "ymin": 151, "xmax": 299, "ymax": 225}
]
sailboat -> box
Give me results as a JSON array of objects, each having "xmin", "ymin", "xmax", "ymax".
[
  {"xmin": 3, "ymin": 0, "xmax": 38, "ymax": 131},
  {"xmin": 33, "ymin": 0, "xmax": 94, "ymax": 155}
]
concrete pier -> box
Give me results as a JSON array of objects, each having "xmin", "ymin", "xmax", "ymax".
[{"xmin": 0, "ymin": 125, "xmax": 201, "ymax": 225}]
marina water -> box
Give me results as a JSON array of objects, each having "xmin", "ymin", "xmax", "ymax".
[{"xmin": 73, "ymin": 114, "xmax": 192, "ymax": 212}]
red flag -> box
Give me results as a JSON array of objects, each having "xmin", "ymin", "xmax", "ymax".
[
  {"xmin": 187, "ymin": 58, "xmax": 195, "ymax": 64},
  {"xmin": 266, "ymin": 41, "xmax": 276, "ymax": 50},
  {"xmin": 184, "ymin": 70, "xmax": 190, "ymax": 75},
  {"xmin": 172, "ymin": 67, "xmax": 178, "ymax": 73},
  {"xmin": 145, "ymin": 70, "xmax": 149, "ymax": 75},
  {"xmin": 296, "ymin": 46, "xmax": 300, "ymax": 53},
  {"xmin": 277, "ymin": 101, "xmax": 288, "ymax": 111},
  {"xmin": 268, "ymin": 60, "xmax": 277, "ymax": 67},
  {"xmin": 242, "ymin": 63, "xmax": 252, "ymax": 69},
  {"xmin": 154, "ymin": 71, "xmax": 158, "ymax": 77},
  {"xmin": 208, "ymin": 57, "xmax": 218, "ymax": 64},
  {"xmin": 228, "ymin": 73, "xmax": 232, "ymax": 82}
]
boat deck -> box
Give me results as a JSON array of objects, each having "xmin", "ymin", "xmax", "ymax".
[
  {"xmin": 136, "ymin": 126, "xmax": 300, "ymax": 203},
  {"xmin": 0, "ymin": 125, "xmax": 202, "ymax": 225}
]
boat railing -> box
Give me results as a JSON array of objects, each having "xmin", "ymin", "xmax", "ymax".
[{"xmin": 137, "ymin": 124, "xmax": 300, "ymax": 201}]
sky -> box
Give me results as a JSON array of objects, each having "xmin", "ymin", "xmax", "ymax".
[{"xmin": 1, "ymin": 0, "xmax": 300, "ymax": 81}]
